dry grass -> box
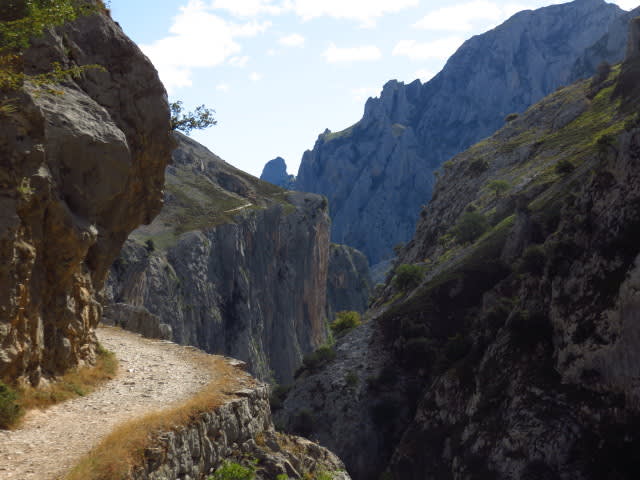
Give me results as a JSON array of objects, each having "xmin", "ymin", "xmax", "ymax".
[
  {"xmin": 64, "ymin": 352, "xmax": 254, "ymax": 480},
  {"xmin": 8, "ymin": 344, "xmax": 118, "ymax": 428}
]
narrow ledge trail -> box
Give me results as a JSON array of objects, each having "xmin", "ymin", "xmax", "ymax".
[{"xmin": 0, "ymin": 326, "xmax": 216, "ymax": 480}]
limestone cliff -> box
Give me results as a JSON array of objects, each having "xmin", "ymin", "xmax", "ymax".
[
  {"xmin": 0, "ymin": 4, "xmax": 172, "ymax": 384},
  {"xmin": 295, "ymin": 0, "xmax": 630, "ymax": 264},
  {"xmin": 260, "ymin": 157, "xmax": 295, "ymax": 189},
  {"xmin": 279, "ymin": 25, "xmax": 640, "ymax": 480},
  {"xmin": 107, "ymin": 134, "xmax": 334, "ymax": 383},
  {"xmin": 327, "ymin": 244, "xmax": 371, "ymax": 318}
]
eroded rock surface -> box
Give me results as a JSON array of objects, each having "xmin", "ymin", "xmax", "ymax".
[{"xmin": 0, "ymin": 5, "xmax": 172, "ymax": 383}]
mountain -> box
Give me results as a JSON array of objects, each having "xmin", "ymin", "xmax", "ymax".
[
  {"xmin": 106, "ymin": 133, "xmax": 370, "ymax": 383},
  {"xmin": 260, "ymin": 157, "xmax": 295, "ymax": 189},
  {"xmin": 0, "ymin": 4, "xmax": 172, "ymax": 383},
  {"xmin": 277, "ymin": 20, "xmax": 640, "ymax": 479},
  {"xmin": 295, "ymin": 0, "xmax": 634, "ymax": 265}
]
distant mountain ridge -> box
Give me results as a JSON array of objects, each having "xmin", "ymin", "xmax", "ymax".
[{"xmin": 293, "ymin": 0, "xmax": 637, "ymax": 265}]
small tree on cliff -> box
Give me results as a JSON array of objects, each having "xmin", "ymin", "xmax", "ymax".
[
  {"xmin": 170, "ymin": 100, "xmax": 217, "ymax": 135},
  {"xmin": 0, "ymin": 0, "xmax": 104, "ymax": 112}
]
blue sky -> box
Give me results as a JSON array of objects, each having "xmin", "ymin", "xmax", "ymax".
[{"xmin": 107, "ymin": 0, "xmax": 637, "ymax": 177}]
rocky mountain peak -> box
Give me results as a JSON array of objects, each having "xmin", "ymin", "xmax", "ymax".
[
  {"xmin": 260, "ymin": 156, "xmax": 295, "ymax": 189},
  {"xmin": 294, "ymin": 0, "xmax": 628, "ymax": 265},
  {"xmin": 363, "ymin": 79, "xmax": 421, "ymax": 126}
]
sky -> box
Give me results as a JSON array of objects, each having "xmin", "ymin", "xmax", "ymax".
[{"xmin": 107, "ymin": 0, "xmax": 638, "ymax": 177}]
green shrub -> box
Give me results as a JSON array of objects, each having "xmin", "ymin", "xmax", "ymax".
[
  {"xmin": 291, "ymin": 408, "xmax": 315, "ymax": 437},
  {"xmin": 597, "ymin": 133, "xmax": 616, "ymax": 152},
  {"xmin": 487, "ymin": 180, "xmax": 510, "ymax": 198},
  {"xmin": 453, "ymin": 211, "xmax": 489, "ymax": 243},
  {"xmin": 345, "ymin": 370, "xmax": 358, "ymax": 388},
  {"xmin": 209, "ymin": 461, "xmax": 256, "ymax": 480},
  {"xmin": 505, "ymin": 112, "xmax": 519, "ymax": 122},
  {"xmin": 145, "ymin": 239, "xmax": 155, "ymax": 252},
  {"xmin": 0, "ymin": 381, "xmax": 22, "ymax": 429},
  {"xmin": 469, "ymin": 158, "xmax": 489, "ymax": 173},
  {"xmin": 592, "ymin": 61, "xmax": 612, "ymax": 87},
  {"xmin": 624, "ymin": 114, "xmax": 640, "ymax": 131},
  {"xmin": 518, "ymin": 245, "xmax": 546, "ymax": 275},
  {"xmin": 555, "ymin": 159, "xmax": 575, "ymax": 175},
  {"xmin": 301, "ymin": 345, "xmax": 336, "ymax": 372},
  {"xmin": 269, "ymin": 384, "xmax": 291, "ymax": 411},
  {"xmin": 330, "ymin": 311, "xmax": 361, "ymax": 335},
  {"xmin": 392, "ymin": 264, "xmax": 425, "ymax": 291}
]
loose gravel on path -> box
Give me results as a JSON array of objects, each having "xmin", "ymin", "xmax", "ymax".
[{"xmin": 0, "ymin": 326, "xmax": 213, "ymax": 480}]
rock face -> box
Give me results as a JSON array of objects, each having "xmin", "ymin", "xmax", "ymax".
[
  {"xmin": 571, "ymin": 6, "xmax": 640, "ymax": 79},
  {"xmin": 260, "ymin": 157, "xmax": 295, "ymax": 189},
  {"xmin": 327, "ymin": 244, "xmax": 372, "ymax": 318},
  {"xmin": 102, "ymin": 303, "xmax": 172, "ymax": 341},
  {"xmin": 295, "ymin": 0, "xmax": 630, "ymax": 264},
  {"xmin": 0, "ymin": 5, "xmax": 172, "ymax": 384},
  {"xmin": 131, "ymin": 376, "xmax": 350, "ymax": 480},
  {"xmin": 279, "ymin": 33, "xmax": 640, "ymax": 479},
  {"xmin": 107, "ymin": 134, "xmax": 332, "ymax": 383}
]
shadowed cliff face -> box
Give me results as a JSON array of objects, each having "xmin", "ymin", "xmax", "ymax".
[
  {"xmin": 279, "ymin": 26, "xmax": 640, "ymax": 479},
  {"xmin": 0, "ymin": 6, "xmax": 173, "ymax": 384},
  {"xmin": 295, "ymin": 0, "xmax": 634, "ymax": 265},
  {"xmin": 107, "ymin": 135, "xmax": 339, "ymax": 383}
]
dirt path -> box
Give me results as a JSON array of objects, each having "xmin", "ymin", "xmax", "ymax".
[{"xmin": 0, "ymin": 326, "xmax": 213, "ymax": 480}]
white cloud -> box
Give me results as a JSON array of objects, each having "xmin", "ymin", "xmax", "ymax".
[
  {"xmin": 249, "ymin": 71, "xmax": 263, "ymax": 81},
  {"xmin": 140, "ymin": 0, "xmax": 271, "ymax": 93},
  {"xmin": 279, "ymin": 33, "xmax": 305, "ymax": 47},
  {"xmin": 210, "ymin": 0, "xmax": 418, "ymax": 27},
  {"xmin": 229, "ymin": 56, "xmax": 250, "ymax": 67},
  {"xmin": 413, "ymin": 1, "xmax": 541, "ymax": 32},
  {"xmin": 322, "ymin": 43, "xmax": 382, "ymax": 63},
  {"xmin": 614, "ymin": 0, "xmax": 639, "ymax": 10},
  {"xmin": 267, "ymin": 48, "xmax": 278, "ymax": 56},
  {"xmin": 414, "ymin": 69, "xmax": 436, "ymax": 82},
  {"xmin": 290, "ymin": 0, "xmax": 419, "ymax": 27},
  {"xmin": 352, "ymin": 87, "xmax": 380, "ymax": 103},
  {"xmin": 216, "ymin": 83, "xmax": 230, "ymax": 92},
  {"xmin": 393, "ymin": 37, "xmax": 464, "ymax": 61},
  {"xmin": 211, "ymin": 0, "xmax": 284, "ymax": 16},
  {"xmin": 231, "ymin": 19, "xmax": 272, "ymax": 36}
]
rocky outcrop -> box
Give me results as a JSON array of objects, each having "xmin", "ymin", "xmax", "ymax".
[
  {"xmin": 0, "ymin": 4, "xmax": 172, "ymax": 384},
  {"xmin": 295, "ymin": 0, "xmax": 628, "ymax": 264},
  {"xmin": 260, "ymin": 157, "xmax": 295, "ymax": 189},
  {"xmin": 280, "ymin": 30, "xmax": 640, "ymax": 479},
  {"xmin": 327, "ymin": 244, "xmax": 372, "ymax": 318},
  {"xmin": 132, "ymin": 381, "xmax": 350, "ymax": 480},
  {"xmin": 102, "ymin": 303, "xmax": 172, "ymax": 340},
  {"xmin": 107, "ymin": 134, "xmax": 331, "ymax": 384}
]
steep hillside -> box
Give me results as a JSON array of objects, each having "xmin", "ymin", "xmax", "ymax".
[
  {"xmin": 278, "ymin": 22, "xmax": 640, "ymax": 480},
  {"xmin": 107, "ymin": 134, "xmax": 369, "ymax": 383},
  {"xmin": 0, "ymin": 3, "xmax": 172, "ymax": 384},
  {"xmin": 295, "ymin": 0, "xmax": 634, "ymax": 264}
]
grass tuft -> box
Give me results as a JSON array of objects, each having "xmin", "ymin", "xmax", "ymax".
[{"xmin": 16, "ymin": 344, "xmax": 118, "ymax": 415}]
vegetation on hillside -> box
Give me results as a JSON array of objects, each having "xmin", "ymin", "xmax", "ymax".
[{"xmin": 0, "ymin": 0, "xmax": 103, "ymax": 105}]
